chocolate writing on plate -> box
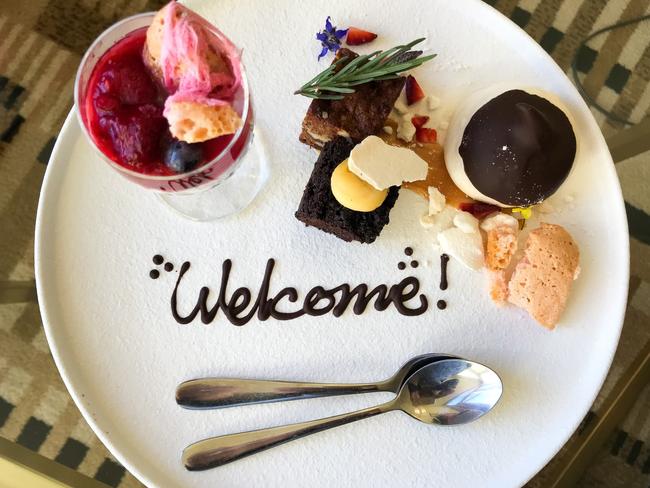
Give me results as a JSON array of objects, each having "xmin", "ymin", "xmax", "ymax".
[{"xmin": 150, "ymin": 248, "xmax": 450, "ymax": 326}]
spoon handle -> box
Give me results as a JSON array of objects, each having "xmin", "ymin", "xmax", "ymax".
[
  {"xmin": 176, "ymin": 378, "xmax": 385, "ymax": 409},
  {"xmin": 183, "ymin": 404, "xmax": 390, "ymax": 470}
]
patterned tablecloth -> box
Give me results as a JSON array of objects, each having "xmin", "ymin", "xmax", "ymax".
[{"xmin": 0, "ymin": 0, "xmax": 648, "ymax": 486}]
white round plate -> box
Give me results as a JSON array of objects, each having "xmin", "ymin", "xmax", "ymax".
[{"xmin": 36, "ymin": 1, "xmax": 629, "ymax": 487}]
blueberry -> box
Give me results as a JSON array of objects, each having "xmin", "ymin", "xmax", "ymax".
[{"xmin": 164, "ymin": 140, "xmax": 203, "ymax": 173}]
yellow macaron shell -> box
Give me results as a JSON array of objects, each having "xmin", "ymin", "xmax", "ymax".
[{"xmin": 331, "ymin": 160, "xmax": 388, "ymax": 212}]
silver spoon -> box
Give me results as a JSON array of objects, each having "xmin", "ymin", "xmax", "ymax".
[
  {"xmin": 182, "ymin": 358, "xmax": 502, "ymax": 471},
  {"xmin": 176, "ymin": 353, "xmax": 456, "ymax": 409}
]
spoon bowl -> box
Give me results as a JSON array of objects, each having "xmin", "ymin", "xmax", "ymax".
[{"xmin": 396, "ymin": 358, "xmax": 503, "ymax": 425}]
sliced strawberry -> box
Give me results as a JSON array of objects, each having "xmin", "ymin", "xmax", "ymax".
[
  {"xmin": 411, "ymin": 115, "xmax": 429, "ymax": 128},
  {"xmin": 346, "ymin": 27, "xmax": 378, "ymax": 46},
  {"xmin": 405, "ymin": 75, "xmax": 425, "ymax": 105},
  {"xmin": 459, "ymin": 202, "xmax": 500, "ymax": 219},
  {"xmin": 415, "ymin": 127, "xmax": 437, "ymax": 144}
]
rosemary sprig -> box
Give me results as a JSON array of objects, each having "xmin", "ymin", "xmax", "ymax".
[{"xmin": 294, "ymin": 38, "xmax": 436, "ymax": 100}]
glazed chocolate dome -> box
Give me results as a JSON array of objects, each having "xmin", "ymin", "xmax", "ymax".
[{"xmin": 458, "ymin": 89, "xmax": 576, "ymax": 207}]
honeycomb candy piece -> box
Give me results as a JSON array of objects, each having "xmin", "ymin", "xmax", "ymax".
[
  {"xmin": 165, "ymin": 100, "xmax": 242, "ymax": 143},
  {"xmin": 485, "ymin": 226, "xmax": 518, "ymax": 271}
]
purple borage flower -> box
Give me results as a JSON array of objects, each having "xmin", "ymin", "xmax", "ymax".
[{"xmin": 315, "ymin": 16, "xmax": 348, "ymax": 60}]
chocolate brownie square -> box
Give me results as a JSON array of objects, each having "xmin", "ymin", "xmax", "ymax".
[
  {"xmin": 295, "ymin": 137, "xmax": 399, "ymax": 244},
  {"xmin": 299, "ymin": 49, "xmax": 405, "ymax": 149}
]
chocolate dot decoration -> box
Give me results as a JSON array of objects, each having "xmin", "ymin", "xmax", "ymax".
[
  {"xmin": 437, "ymin": 300, "xmax": 447, "ymax": 310},
  {"xmin": 404, "ymin": 247, "xmax": 413, "ymax": 256},
  {"xmin": 164, "ymin": 262, "xmax": 174, "ymax": 272},
  {"xmin": 410, "ymin": 260, "xmax": 419, "ymax": 268},
  {"xmin": 149, "ymin": 269, "xmax": 160, "ymax": 279},
  {"xmin": 153, "ymin": 255, "xmax": 164, "ymax": 265},
  {"xmin": 397, "ymin": 262, "xmax": 406, "ymax": 270}
]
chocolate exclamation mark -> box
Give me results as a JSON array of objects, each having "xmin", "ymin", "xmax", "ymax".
[
  {"xmin": 439, "ymin": 254, "xmax": 449, "ymax": 290},
  {"xmin": 437, "ymin": 253, "xmax": 450, "ymax": 310}
]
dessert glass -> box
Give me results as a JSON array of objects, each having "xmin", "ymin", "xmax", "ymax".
[{"xmin": 75, "ymin": 13, "xmax": 268, "ymax": 221}]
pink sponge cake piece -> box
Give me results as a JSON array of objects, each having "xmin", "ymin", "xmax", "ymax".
[
  {"xmin": 144, "ymin": 6, "xmax": 230, "ymax": 91},
  {"xmin": 143, "ymin": 1, "xmax": 242, "ymax": 142},
  {"xmin": 144, "ymin": 1, "xmax": 240, "ymax": 95},
  {"xmin": 507, "ymin": 223, "xmax": 580, "ymax": 329}
]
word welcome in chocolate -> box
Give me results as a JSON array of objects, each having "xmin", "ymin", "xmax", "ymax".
[{"xmin": 171, "ymin": 259, "xmax": 429, "ymax": 326}]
